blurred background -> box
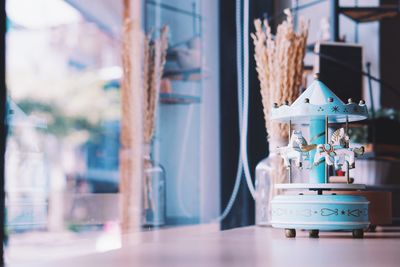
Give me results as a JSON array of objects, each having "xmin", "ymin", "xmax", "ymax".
[{"xmin": 2, "ymin": 0, "xmax": 400, "ymax": 264}]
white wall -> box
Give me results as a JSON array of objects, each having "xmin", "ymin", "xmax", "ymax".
[
  {"xmin": 199, "ymin": 0, "xmax": 220, "ymax": 223},
  {"xmin": 152, "ymin": 0, "xmax": 220, "ymax": 224}
]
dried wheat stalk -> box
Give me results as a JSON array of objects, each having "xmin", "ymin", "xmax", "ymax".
[
  {"xmin": 141, "ymin": 26, "xmax": 169, "ymax": 212},
  {"xmin": 251, "ymin": 10, "xmax": 309, "ymax": 194},
  {"xmin": 143, "ymin": 26, "xmax": 169, "ymax": 144}
]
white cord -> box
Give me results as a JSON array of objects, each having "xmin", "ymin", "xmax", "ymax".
[{"xmin": 241, "ymin": 0, "xmax": 256, "ymax": 199}]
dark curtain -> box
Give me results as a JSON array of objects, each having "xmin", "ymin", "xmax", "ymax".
[{"xmin": 219, "ymin": 0, "xmax": 272, "ymax": 230}]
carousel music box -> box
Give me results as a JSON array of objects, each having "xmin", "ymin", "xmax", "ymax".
[{"xmin": 270, "ymin": 74, "xmax": 369, "ymax": 238}]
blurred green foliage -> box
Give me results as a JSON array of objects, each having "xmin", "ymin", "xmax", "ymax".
[{"xmin": 17, "ymin": 99, "xmax": 101, "ymax": 138}]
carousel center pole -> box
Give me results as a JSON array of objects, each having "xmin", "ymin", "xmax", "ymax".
[
  {"xmin": 288, "ymin": 119, "xmax": 292, "ymax": 183},
  {"xmin": 325, "ymin": 115, "xmax": 329, "ymax": 183},
  {"xmin": 310, "ymin": 118, "xmax": 326, "ymax": 184}
]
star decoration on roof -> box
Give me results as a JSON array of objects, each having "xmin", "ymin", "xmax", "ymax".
[{"xmin": 331, "ymin": 106, "xmax": 339, "ymax": 113}]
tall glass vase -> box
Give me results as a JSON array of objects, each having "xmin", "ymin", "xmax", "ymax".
[
  {"xmin": 255, "ymin": 139, "xmax": 287, "ymax": 226},
  {"xmin": 142, "ymin": 143, "xmax": 166, "ymax": 227}
]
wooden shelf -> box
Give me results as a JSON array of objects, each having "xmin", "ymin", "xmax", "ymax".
[
  {"xmin": 340, "ymin": 5, "xmax": 399, "ymax": 23},
  {"xmin": 159, "ymin": 93, "xmax": 201, "ymax": 105},
  {"xmin": 163, "ymin": 68, "xmax": 203, "ymax": 81}
]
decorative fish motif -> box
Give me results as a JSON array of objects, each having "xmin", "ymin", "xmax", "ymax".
[
  {"xmin": 348, "ymin": 209, "xmax": 362, "ymax": 217},
  {"xmin": 321, "ymin": 208, "xmax": 338, "ymax": 216}
]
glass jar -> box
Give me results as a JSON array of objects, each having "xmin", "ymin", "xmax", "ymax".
[
  {"xmin": 255, "ymin": 139, "xmax": 287, "ymax": 226},
  {"xmin": 142, "ymin": 144, "xmax": 166, "ymax": 227},
  {"xmin": 255, "ymin": 157, "xmax": 272, "ymax": 226}
]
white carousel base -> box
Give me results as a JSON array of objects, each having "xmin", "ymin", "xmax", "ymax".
[
  {"xmin": 275, "ymin": 183, "xmax": 366, "ymax": 190},
  {"xmin": 271, "ymin": 194, "xmax": 370, "ymax": 238}
]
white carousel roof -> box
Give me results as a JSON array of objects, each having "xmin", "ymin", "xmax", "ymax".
[{"xmin": 271, "ymin": 77, "xmax": 368, "ymax": 124}]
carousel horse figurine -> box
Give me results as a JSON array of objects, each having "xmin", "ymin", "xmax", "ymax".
[
  {"xmin": 276, "ymin": 130, "xmax": 316, "ymax": 169},
  {"xmin": 330, "ymin": 128, "xmax": 355, "ymax": 168},
  {"xmin": 314, "ymin": 128, "xmax": 364, "ymax": 169},
  {"xmin": 331, "ymin": 128, "xmax": 365, "ymax": 169},
  {"xmin": 334, "ymin": 146, "xmax": 365, "ymax": 170},
  {"xmin": 314, "ymin": 143, "xmax": 336, "ymax": 166},
  {"xmin": 331, "ymin": 128, "xmax": 349, "ymax": 148}
]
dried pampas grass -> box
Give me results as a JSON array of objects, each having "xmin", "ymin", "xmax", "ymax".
[
  {"xmin": 142, "ymin": 26, "xmax": 169, "ymax": 212},
  {"xmin": 143, "ymin": 26, "xmax": 169, "ymax": 144},
  {"xmin": 252, "ymin": 9, "xmax": 308, "ymax": 141},
  {"xmin": 251, "ymin": 10, "xmax": 309, "ymax": 189}
]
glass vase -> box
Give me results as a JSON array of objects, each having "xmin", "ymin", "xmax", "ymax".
[
  {"xmin": 142, "ymin": 144, "xmax": 166, "ymax": 227},
  {"xmin": 255, "ymin": 139, "xmax": 287, "ymax": 226}
]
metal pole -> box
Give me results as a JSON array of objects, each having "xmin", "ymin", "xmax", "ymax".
[
  {"xmin": 366, "ymin": 62, "xmax": 376, "ymax": 119},
  {"xmin": 366, "ymin": 62, "xmax": 377, "ymax": 148},
  {"xmin": 331, "ymin": 0, "xmax": 340, "ymax": 41},
  {"xmin": 345, "ymin": 115, "xmax": 350, "ymax": 183},
  {"xmin": 354, "ymin": 0, "xmax": 359, "ymax": 43},
  {"xmin": 294, "ymin": 0, "xmax": 299, "ymax": 29},
  {"xmin": 192, "ymin": 2, "xmax": 197, "ymax": 36},
  {"xmin": 346, "ymin": 116, "xmax": 349, "ymax": 148},
  {"xmin": 288, "ymin": 120, "xmax": 292, "ymax": 184}
]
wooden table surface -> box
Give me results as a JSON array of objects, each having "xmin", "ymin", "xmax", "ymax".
[{"xmin": 27, "ymin": 226, "xmax": 400, "ymax": 267}]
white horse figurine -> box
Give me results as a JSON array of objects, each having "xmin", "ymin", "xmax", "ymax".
[
  {"xmin": 314, "ymin": 143, "xmax": 336, "ymax": 166},
  {"xmin": 331, "ymin": 128, "xmax": 364, "ymax": 170},
  {"xmin": 276, "ymin": 130, "xmax": 316, "ymax": 169},
  {"xmin": 314, "ymin": 128, "xmax": 364, "ymax": 169}
]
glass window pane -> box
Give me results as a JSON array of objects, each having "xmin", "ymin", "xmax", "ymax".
[{"xmin": 5, "ymin": 0, "xmax": 220, "ymax": 264}]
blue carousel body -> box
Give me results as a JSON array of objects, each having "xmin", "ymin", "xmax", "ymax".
[{"xmin": 270, "ymin": 74, "xmax": 369, "ymax": 238}]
